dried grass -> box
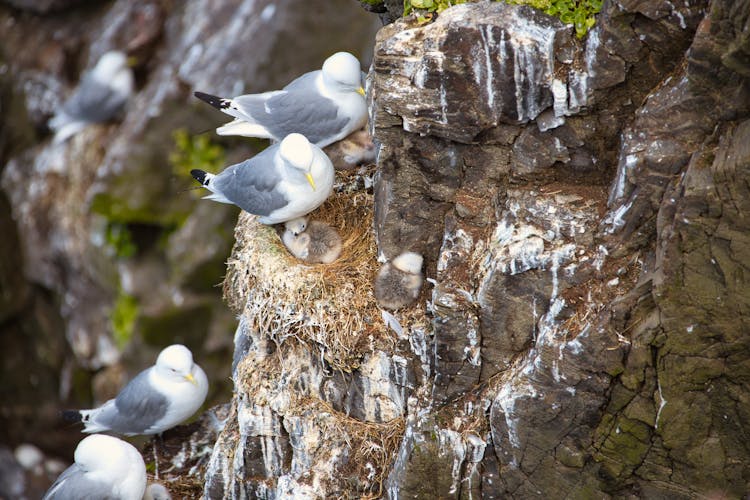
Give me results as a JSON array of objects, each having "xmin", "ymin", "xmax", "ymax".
[{"xmin": 222, "ymin": 170, "xmax": 393, "ymax": 371}]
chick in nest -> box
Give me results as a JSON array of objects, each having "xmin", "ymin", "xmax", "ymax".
[
  {"xmin": 323, "ymin": 128, "xmax": 376, "ymax": 171},
  {"xmin": 374, "ymin": 252, "xmax": 423, "ymax": 310},
  {"xmin": 282, "ymin": 216, "xmax": 343, "ymax": 264}
]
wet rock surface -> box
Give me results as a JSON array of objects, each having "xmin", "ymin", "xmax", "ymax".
[
  {"xmin": 365, "ymin": 0, "xmax": 750, "ymax": 498},
  {"xmin": 3, "ymin": 0, "xmax": 750, "ymax": 498}
]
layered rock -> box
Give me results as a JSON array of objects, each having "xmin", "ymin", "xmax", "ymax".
[{"xmin": 208, "ymin": 0, "xmax": 750, "ymax": 498}]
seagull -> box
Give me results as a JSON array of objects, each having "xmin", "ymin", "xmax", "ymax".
[
  {"xmin": 191, "ymin": 133, "xmax": 334, "ymax": 224},
  {"xmin": 48, "ymin": 50, "xmax": 134, "ymax": 144},
  {"xmin": 374, "ymin": 252, "xmax": 424, "ymax": 310},
  {"xmin": 323, "ymin": 128, "xmax": 377, "ymax": 170},
  {"xmin": 194, "ymin": 52, "xmax": 367, "ymax": 148},
  {"xmin": 282, "ymin": 217, "xmax": 343, "ymax": 264},
  {"xmin": 63, "ymin": 344, "xmax": 208, "ymax": 436},
  {"xmin": 42, "ymin": 434, "xmax": 146, "ymax": 500}
]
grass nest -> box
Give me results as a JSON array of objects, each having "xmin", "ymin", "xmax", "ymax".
[{"xmin": 222, "ymin": 169, "xmax": 394, "ymax": 371}]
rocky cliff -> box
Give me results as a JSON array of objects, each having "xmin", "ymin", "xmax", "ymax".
[
  {"xmin": 2, "ymin": 0, "xmax": 749, "ymax": 497},
  {"xmin": 205, "ymin": 0, "xmax": 750, "ymax": 498}
]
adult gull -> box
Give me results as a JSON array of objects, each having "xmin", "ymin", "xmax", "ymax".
[
  {"xmin": 48, "ymin": 50, "xmax": 134, "ymax": 144},
  {"xmin": 63, "ymin": 344, "xmax": 208, "ymax": 436},
  {"xmin": 194, "ymin": 52, "xmax": 367, "ymax": 148},
  {"xmin": 42, "ymin": 434, "xmax": 146, "ymax": 500},
  {"xmin": 191, "ymin": 133, "xmax": 334, "ymax": 224}
]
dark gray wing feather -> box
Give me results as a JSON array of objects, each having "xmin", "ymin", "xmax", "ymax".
[
  {"xmin": 96, "ymin": 370, "xmax": 168, "ymax": 435},
  {"xmin": 43, "ymin": 464, "xmax": 112, "ymax": 500},
  {"xmin": 233, "ymin": 72, "xmax": 349, "ymax": 145},
  {"xmin": 212, "ymin": 147, "xmax": 289, "ymax": 216}
]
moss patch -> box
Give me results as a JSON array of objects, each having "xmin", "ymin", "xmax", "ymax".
[
  {"xmin": 111, "ymin": 291, "xmax": 139, "ymax": 350},
  {"xmin": 403, "ymin": 0, "xmax": 602, "ymax": 38}
]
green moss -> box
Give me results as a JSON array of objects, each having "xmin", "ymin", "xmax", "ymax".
[
  {"xmin": 170, "ymin": 129, "xmax": 226, "ymax": 179},
  {"xmin": 111, "ymin": 291, "xmax": 139, "ymax": 349},
  {"xmin": 403, "ymin": 0, "xmax": 602, "ymax": 38},
  {"xmin": 105, "ymin": 222, "xmax": 138, "ymax": 258},
  {"xmin": 595, "ymin": 414, "xmax": 652, "ymax": 481},
  {"xmin": 90, "ymin": 191, "xmax": 188, "ymax": 227}
]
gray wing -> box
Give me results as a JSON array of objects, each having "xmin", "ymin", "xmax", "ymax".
[
  {"xmin": 233, "ymin": 74, "xmax": 349, "ymax": 145},
  {"xmin": 97, "ymin": 370, "xmax": 169, "ymax": 435},
  {"xmin": 212, "ymin": 147, "xmax": 289, "ymax": 216},
  {"xmin": 58, "ymin": 73, "xmax": 127, "ymax": 124},
  {"xmin": 43, "ymin": 464, "xmax": 113, "ymax": 500}
]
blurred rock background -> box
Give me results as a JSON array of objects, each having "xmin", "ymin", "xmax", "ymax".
[{"xmin": 0, "ymin": 0, "xmax": 379, "ymax": 496}]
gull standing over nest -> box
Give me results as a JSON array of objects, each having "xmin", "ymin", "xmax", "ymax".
[
  {"xmin": 191, "ymin": 133, "xmax": 334, "ymax": 224},
  {"xmin": 194, "ymin": 52, "xmax": 367, "ymax": 148}
]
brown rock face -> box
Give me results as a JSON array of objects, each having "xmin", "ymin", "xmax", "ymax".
[{"xmin": 366, "ymin": 0, "xmax": 750, "ymax": 498}]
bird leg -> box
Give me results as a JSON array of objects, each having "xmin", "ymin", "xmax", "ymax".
[{"xmin": 152, "ymin": 433, "xmax": 164, "ymax": 480}]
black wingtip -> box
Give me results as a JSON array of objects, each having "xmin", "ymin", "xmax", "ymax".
[
  {"xmin": 191, "ymin": 169, "xmax": 209, "ymax": 185},
  {"xmin": 61, "ymin": 410, "xmax": 82, "ymax": 423},
  {"xmin": 193, "ymin": 91, "xmax": 227, "ymax": 110}
]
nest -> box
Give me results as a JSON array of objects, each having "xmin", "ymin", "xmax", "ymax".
[{"xmin": 222, "ymin": 169, "xmax": 394, "ymax": 371}]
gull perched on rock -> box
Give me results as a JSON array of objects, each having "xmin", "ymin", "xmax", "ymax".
[
  {"xmin": 63, "ymin": 344, "xmax": 208, "ymax": 436},
  {"xmin": 282, "ymin": 217, "xmax": 343, "ymax": 264},
  {"xmin": 194, "ymin": 52, "xmax": 367, "ymax": 148},
  {"xmin": 374, "ymin": 252, "xmax": 424, "ymax": 310},
  {"xmin": 42, "ymin": 434, "xmax": 146, "ymax": 500},
  {"xmin": 48, "ymin": 50, "xmax": 134, "ymax": 144},
  {"xmin": 191, "ymin": 133, "xmax": 334, "ymax": 224},
  {"xmin": 323, "ymin": 128, "xmax": 377, "ymax": 170}
]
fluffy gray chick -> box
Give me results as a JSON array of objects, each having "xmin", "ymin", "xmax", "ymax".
[
  {"xmin": 374, "ymin": 252, "xmax": 423, "ymax": 310},
  {"xmin": 282, "ymin": 217, "xmax": 343, "ymax": 264}
]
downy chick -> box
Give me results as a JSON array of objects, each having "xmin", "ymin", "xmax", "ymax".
[
  {"xmin": 323, "ymin": 128, "xmax": 376, "ymax": 170},
  {"xmin": 282, "ymin": 217, "xmax": 343, "ymax": 264},
  {"xmin": 374, "ymin": 252, "xmax": 423, "ymax": 310}
]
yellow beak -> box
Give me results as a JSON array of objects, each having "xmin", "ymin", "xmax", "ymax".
[
  {"xmin": 357, "ymin": 86, "xmax": 365, "ymax": 97},
  {"xmin": 184, "ymin": 373, "xmax": 198, "ymax": 386},
  {"xmin": 305, "ymin": 172, "xmax": 317, "ymax": 191},
  {"xmin": 126, "ymin": 56, "xmax": 139, "ymax": 67}
]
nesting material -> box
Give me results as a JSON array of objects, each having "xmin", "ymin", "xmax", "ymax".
[
  {"xmin": 223, "ymin": 187, "xmax": 392, "ymax": 370},
  {"xmin": 374, "ymin": 252, "xmax": 424, "ymax": 311},
  {"xmin": 282, "ymin": 217, "xmax": 343, "ymax": 264},
  {"xmin": 323, "ymin": 128, "xmax": 377, "ymax": 171}
]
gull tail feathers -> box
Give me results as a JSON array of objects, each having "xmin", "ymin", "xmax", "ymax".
[
  {"xmin": 62, "ymin": 409, "xmax": 107, "ymax": 433},
  {"xmin": 61, "ymin": 409, "xmax": 83, "ymax": 423},
  {"xmin": 50, "ymin": 121, "xmax": 88, "ymax": 145},
  {"xmin": 191, "ymin": 170, "xmax": 233, "ymax": 204},
  {"xmin": 216, "ymin": 119, "xmax": 272, "ymax": 138},
  {"xmin": 190, "ymin": 169, "xmax": 212, "ymax": 186},
  {"xmin": 194, "ymin": 91, "xmax": 231, "ymax": 110}
]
